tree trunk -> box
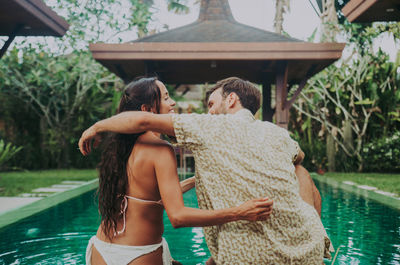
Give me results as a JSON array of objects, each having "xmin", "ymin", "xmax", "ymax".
[
  {"xmin": 274, "ymin": 0, "xmax": 284, "ymax": 34},
  {"xmin": 320, "ymin": 0, "xmax": 338, "ymax": 42},
  {"xmin": 356, "ymin": 135, "xmax": 364, "ymax": 172},
  {"xmin": 40, "ymin": 116, "xmax": 49, "ymax": 168},
  {"xmin": 61, "ymin": 135, "xmax": 70, "ymax": 168},
  {"xmin": 326, "ymin": 134, "xmax": 336, "ymax": 172},
  {"xmin": 343, "ymin": 119, "xmax": 354, "ymax": 152}
]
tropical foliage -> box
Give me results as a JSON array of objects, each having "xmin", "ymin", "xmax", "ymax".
[
  {"xmin": 0, "ymin": 0, "xmax": 399, "ymax": 174},
  {"xmin": 0, "ymin": 139, "xmax": 22, "ymax": 170},
  {"xmin": 291, "ymin": 20, "xmax": 400, "ymax": 172},
  {"xmin": 0, "ymin": 48, "xmax": 123, "ymax": 168},
  {"xmin": 362, "ymin": 131, "xmax": 400, "ymax": 173},
  {"xmin": 0, "ymin": 0, "xmax": 188, "ymax": 170}
]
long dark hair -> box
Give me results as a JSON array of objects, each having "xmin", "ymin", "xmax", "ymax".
[{"xmin": 97, "ymin": 77, "xmax": 161, "ymax": 239}]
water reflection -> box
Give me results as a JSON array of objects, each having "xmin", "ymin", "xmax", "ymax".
[
  {"xmin": 0, "ymin": 182, "xmax": 399, "ymax": 265},
  {"xmin": 318, "ymin": 180, "xmax": 400, "ymax": 265}
]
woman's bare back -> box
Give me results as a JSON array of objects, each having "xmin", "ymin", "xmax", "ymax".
[{"xmin": 93, "ymin": 132, "xmax": 174, "ymax": 264}]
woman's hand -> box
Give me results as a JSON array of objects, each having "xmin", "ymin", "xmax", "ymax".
[
  {"xmin": 79, "ymin": 125, "xmax": 101, "ymax": 156},
  {"xmin": 236, "ymin": 197, "xmax": 273, "ymax": 221}
]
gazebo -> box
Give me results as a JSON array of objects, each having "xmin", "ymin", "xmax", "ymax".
[
  {"xmin": 342, "ymin": 0, "xmax": 400, "ymax": 22},
  {"xmin": 0, "ymin": 0, "xmax": 69, "ymax": 58},
  {"xmin": 90, "ymin": 0, "xmax": 344, "ymax": 128}
]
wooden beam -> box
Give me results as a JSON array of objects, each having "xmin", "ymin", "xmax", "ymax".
[
  {"xmin": 342, "ymin": 0, "xmax": 377, "ymax": 22},
  {"xmin": 284, "ymin": 64, "xmax": 317, "ymax": 110},
  {"xmin": 275, "ymin": 61, "xmax": 289, "ymax": 129},
  {"xmin": 14, "ymin": 0, "xmax": 69, "ymax": 36},
  {"xmin": 89, "ymin": 42, "xmax": 346, "ymax": 61},
  {"xmin": 342, "ymin": 0, "xmax": 400, "ymax": 22},
  {"xmin": 0, "ymin": 24, "xmax": 23, "ymax": 59}
]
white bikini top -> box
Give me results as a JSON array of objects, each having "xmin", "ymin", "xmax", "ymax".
[{"xmin": 114, "ymin": 195, "xmax": 163, "ymax": 236}]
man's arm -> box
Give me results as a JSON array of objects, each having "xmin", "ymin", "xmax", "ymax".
[{"xmin": 79, "ymin": 111, "xmax": 175, "ymax": 155}]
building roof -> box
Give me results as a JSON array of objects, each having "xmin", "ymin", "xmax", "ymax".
[
  {"xmin": 0, "ymin": 0, "xmax": 69, "ymax": 37},
  {"xmin": 90, "ymin": 0, "xmax": 344, "ymax": 84},
  {"xmin": 134, "ymin": 20, "xmax": 301, "ymax": 43},
  {"xmin": 342, "ymin": 0, "xmax": 400, "ymax": 22}
]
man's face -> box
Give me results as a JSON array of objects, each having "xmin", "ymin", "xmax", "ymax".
[{"xmin": 207, "ymin": 88, "xmax": 228, "ymax": 114}]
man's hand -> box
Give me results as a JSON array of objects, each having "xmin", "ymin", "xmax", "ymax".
[
  {"xmin": 236, "ymin": 197, "xmax": 273, "ymax": 221},
  {"xmin": 205, "ymin": 257, "xmax": 216, "ymax": 265},
  {"xmin": 294, "ymin": 150, "xmax": 305, "ymax": 165},
  {"xmin": 180, "ymin": 176, "xmax": 196, "ymax": 194},
  {"xmin": 78, "ymin": 125, "xmax": 101, "ymax": 156}
]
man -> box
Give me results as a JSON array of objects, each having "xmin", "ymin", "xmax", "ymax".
[
  {"xmin": 79, "ymin": 77, "xmax": 332, "ymax": 264},
  {"xmin": 203, "ymin": 78, "xmax": 324, "ymax": 265},
  {"xmin": 206, "ymin": 78, "xmax": 322, "ymax": 217}
]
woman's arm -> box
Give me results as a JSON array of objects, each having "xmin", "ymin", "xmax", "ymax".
[
  {"xmin": 180, "ymin": 176, "xmax": 195, "ymax": 194},
  {"xmin": 79, "ymin": 111, "xmax": 175, "ymax": 155},
  {"xmin": 154, "ymin": 145, "xmax": 273, "ymax": 228}
]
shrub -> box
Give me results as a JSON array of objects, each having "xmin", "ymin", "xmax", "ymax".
[
  {"xmin": 362, "ymin": 132, "xmax": 400, "ymax": 172},
  {"xmin": 296, "ymin": 139, "xmax": 327, "ymax": 172}
]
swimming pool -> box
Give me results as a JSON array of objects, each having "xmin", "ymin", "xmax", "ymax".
[{"xmin": 0, "ymin": 180, "xmax": 399, "ymax": 265}]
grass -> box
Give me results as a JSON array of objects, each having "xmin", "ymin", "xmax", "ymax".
[
  {"xmin": 0, "ymin": 169, "xmax": 97, "ymax": 196},
  {"xmin": 1, "ymin": 169, "xmax": 398, "ymax": 198},
  {"xmin": 322, "ymin": 172, "xmax": 400, "ymax": 196}
]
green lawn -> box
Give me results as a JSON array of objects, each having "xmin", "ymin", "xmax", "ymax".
[
  {"xmin": 0, "ymin": 169, "xmax": 97, "ymax": 196},
  {"xmin": 1, "ymin": 169, "xmax": 398, "ymax": 198},
  {"xmin": 322, "ymin": 172, "xmax": 400, "ymax": 196}
]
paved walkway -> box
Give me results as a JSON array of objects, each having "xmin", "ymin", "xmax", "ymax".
[
  {"xmin": 0, "ymin": 197, "xmax": 41, "ymax": 214},
  {"xmin": 0, "ymin": 180, "xmax": 88, "ymax": 215}
]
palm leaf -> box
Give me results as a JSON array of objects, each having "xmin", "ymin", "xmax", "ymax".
[{"xmin": 167, "ymin": 1, "xmax": 189, "ymax": 14}]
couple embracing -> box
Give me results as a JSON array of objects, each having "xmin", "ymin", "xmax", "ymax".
[{"xmin": 79, "ymin": 77, "xmax": 332, "ymax": 265}]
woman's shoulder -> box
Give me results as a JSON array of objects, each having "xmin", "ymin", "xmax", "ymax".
[
  {"xmin": 141, "ymin": 138, "xmax": 176, "ymax": 165},
  {"xmin": 137, "ymin": 134, "xmax": 173, "ymax": 151},
  {"xmin": 152, "ymin": 138, "xmax": 173, "ymax": 149}
]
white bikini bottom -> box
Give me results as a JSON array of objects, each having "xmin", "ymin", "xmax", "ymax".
[{"xmin": 85, "ymin": 236, "xmax": 173, "ymax": 265}]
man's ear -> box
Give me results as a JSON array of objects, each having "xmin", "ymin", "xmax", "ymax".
[
  {"xmin": 141, "ymin": 104, "xmax": 151, "ymax": 112},
  {"xmin": 227, "ymin": 92, "xmax": 238, "ymax": 108}
]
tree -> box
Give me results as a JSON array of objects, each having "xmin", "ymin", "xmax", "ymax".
[
  {"xmin": 0, "ymin": 48, "xmax": 123, "ymax": 168},
  {"xmin": 319, "ymin": 0, "xmax": 339, "ymax": 41},
  {"xmin": 0, "ymin": 0, "xmax": 193, "ymax": 169},
  {"xmin": 293, "ymin": 49, "xmax": 400, "ymax": 172},
  {"xmin": 49, "ymin": 0, "xmax": 190, "ymax": 45},
  {"xmin": 273, "ymin": 0, "xmax": 290, "ymax": 34}
]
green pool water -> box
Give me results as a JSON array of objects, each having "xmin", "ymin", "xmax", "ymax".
[{"xmin": 0, "ymin": 180, "xmax": 399, "ymax": 265}]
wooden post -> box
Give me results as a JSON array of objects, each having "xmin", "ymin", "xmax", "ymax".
[
  {"xmin": 115, "ymin": 64, "xmax": 129, "ymax": 84},
  {"xmin": 275, "ymin": 61, "xmax": 289, "ymax": 129},
  {"xmin": 262, "ymin": 75, "xmax": 274, "ymax": 122}
]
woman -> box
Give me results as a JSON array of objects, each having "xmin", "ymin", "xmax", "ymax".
[{"xmin": 85, "ymin": 77, "xmax": 273, "ymax": 265}]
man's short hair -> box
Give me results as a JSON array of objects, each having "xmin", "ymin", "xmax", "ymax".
[{"xmin": 206, "ymin": 77, "xmax": 261, "ymax": 115}]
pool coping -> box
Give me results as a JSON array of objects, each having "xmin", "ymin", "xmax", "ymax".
[
  {"xmin": 1, "ymin": 174, "xmax": 398, "ymax": 230},
  {"xmin": 0, "ymin": 179, "xmax": 98, "ymax": 231},
  {"xmin": 311, "ymin": 173, "xmax": 400, "ymax": 211}
]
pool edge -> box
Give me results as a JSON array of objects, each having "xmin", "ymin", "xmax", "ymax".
[
  {"xmin": 0, "ymin": 179, "xmax": 98, "ymax": 230},
  {"xmin": 311, "ymin": 173, "xmax": 400, "ymax": 211}
]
